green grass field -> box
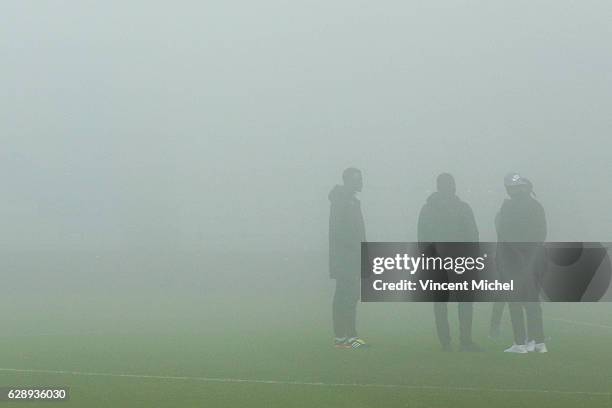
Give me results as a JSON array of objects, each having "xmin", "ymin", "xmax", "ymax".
[{"xmin": 0, "ymin": 252, "xmax": 610, "ymax": 407}]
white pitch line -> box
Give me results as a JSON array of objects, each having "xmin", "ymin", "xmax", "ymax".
[
  {"xmin": 0, "ymin": 332, "xmax": 110, "ymax": 338},
  {"xmin": 0, "ymin": 368, "xmax": 608, "ymax": 397},
  {"xmin": 552, "ymin": 318, "xmax": 612, "ymax": 330}
]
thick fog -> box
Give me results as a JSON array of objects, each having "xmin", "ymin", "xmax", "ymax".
[{"xmin": 2, "ymin": 1, "xmax": 611, "ymax": 254}]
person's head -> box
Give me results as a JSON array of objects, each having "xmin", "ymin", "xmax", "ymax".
[
  {"xmin": 436, "ymin": 173, "xmax": 456, "ymax": 195},
  {"xmin": 342, "ymin": 167, "xmax": 362, "ymax": 193},
  {"xmin": 504, "ymin": 172, "xmax": 533, "ymax": 198}
]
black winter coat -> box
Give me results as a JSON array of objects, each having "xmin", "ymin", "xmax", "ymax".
[{"xmin": 328, "ymin": 185, "xmax": 366, "ymax": 279}]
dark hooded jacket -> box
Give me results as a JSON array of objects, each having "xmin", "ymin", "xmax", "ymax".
[
  {"xmin": 328, "ymin": 185, "xmax": 366, "ymax": 279},
  {"xmin": 417, "ymin": 192, "xmax": 479, "ymax": 243},
  {"xmin": 495, "ymin": 193, "xmax": 547, "ymax": 300},
  {"xmin": 416, "ymin": 192, "xmax": 479, "ymax": 302},
  {"xmin": 496, "ymin": 194, "xmax": 546, "ymax": 243}
]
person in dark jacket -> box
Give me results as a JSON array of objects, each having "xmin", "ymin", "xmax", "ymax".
[
  {"xmin": 329, "ymin": 167, "xmax": 369, "ymax": 349},
  {"xmin": 496, "ymin": 173, "xmax": 548, "ymax": 353},
  {"xmin": 417, "ymin": 173, "xmax": 481, "ymax": 352}
]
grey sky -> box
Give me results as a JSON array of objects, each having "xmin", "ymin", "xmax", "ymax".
[{"xmin": 2, "ymin": 1, "xmax": 611, "ymax": 252}]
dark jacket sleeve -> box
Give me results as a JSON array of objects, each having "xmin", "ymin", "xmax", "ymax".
[
  {"xmin": 329, "ymin": 199, "xmax": 361, "ymax": 278},
  {"xmin": 329, "ymin": 200, "xmax": 354, "ymax": 252},
  {"xmin": 329, "ymin": 200, "xmax": 344, "ymax": 277},
  {"xmin": 532, "ymin": 201, "xmax": 547, "ymax": 242}
]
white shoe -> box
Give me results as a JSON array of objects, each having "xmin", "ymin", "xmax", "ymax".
[
  {"xmin": 504, "ymin": 344, "xmax": 528, "ymax": 354},
  {"xmin": 534, "ymin": 343, "xmax": 548, "ymax": 353},
  {"xmin": 526, "ymin": 340, "xmax": 536, "ymax": 352}
]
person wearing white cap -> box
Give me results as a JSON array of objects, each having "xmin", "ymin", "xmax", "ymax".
[{"xmin": 496, "ymin": 173, "xmax": 548, "ymax": 354}]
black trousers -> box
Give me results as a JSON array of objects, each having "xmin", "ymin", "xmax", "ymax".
[
  {"xmin": 332, "ymin": 277, "xmax": 360, "ymax": 339},
  {"xmin": 434, "ymin": 301, "xmax": 474, "ymax": 346},
  {"xmin": 508, "ymin": 302, "xmax": 544, "ymax": 344}
]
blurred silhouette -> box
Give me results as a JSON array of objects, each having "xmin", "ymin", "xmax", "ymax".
[
  {"xmin": 328, "ymin": 168, "xmax": 369, "ymax": 349},
  {"xmin": 417, "ymin": 173, "xmax": 481, "ymax": 352},
  {"xmin": 496, "ymin": 173, "xmax": 548, "ymax": 353}
]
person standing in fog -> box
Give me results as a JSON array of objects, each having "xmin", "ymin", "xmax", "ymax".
[
  {"xmin": 496, "ymin": 173, "xmax": 548, "ymax": 353},
  {"xmin": 328, "ymin": 168, "xmax": 369, "ymax": 349},
  {"xmin": 417, "ymin": 173, "xmax": 482, "ymax": 352}
]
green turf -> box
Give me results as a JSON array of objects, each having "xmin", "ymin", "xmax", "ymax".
[{"xmin": 0, "ymin": 288, "xmax": 610, "ymax": 407}]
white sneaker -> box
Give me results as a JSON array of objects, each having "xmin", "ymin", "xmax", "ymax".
[
  {"xmin": 504, "ymin": 344, "xmax": 528, "ymax": 354},
  {"xmin": 534, "ymin": 343, "xmax": 548, "ymax": 353},
  {"xmin": 526, "ymin": 340, "xmax": 536, "ymax": 352}
]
